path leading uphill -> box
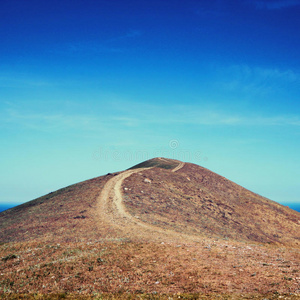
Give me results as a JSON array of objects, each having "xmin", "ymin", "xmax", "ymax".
[
  {"xmin": 96, "ymin": 162, "xmax": 193, "ymax": 242},
  {"xmin": 172, "ymin": 161, "xmax": 185, "ymax": 172},
  {"xmin": 157, "ymin": 157, "xmax": 185, "ymax": 173}
]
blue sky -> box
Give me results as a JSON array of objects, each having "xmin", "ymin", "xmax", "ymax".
[{"xmin": 0, "ymin": 0, "xmax": 299, "ymax": 206}]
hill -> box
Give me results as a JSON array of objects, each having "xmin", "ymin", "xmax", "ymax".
[
  {"xmin": 0, "ymin": 158, "xmax": 299, "ymax": 298},
  {"xmin": 1, "ymin": 157, "xmax": 299, "ymax": 246},
  {"xmin": 124, "ymin": 159, "xmax": 300, "ymax": 246}
]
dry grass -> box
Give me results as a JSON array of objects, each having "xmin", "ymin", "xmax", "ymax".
[
  {"xmin": 123, "ymin": 163, "xmax": 300, "ymax": 246},
  {"xmin": 0, "ymin": 239, "xmax": 299, "ymax": 297},
  {"xmin": 0, "ymin": 158, "xmax": 300, "ymax": 298},
  {"xmin": 1, "ymin": 294, "xmax": 300, "ymax": 300},
  {"xmin": 0, "ymin": 174, "xmax": 118, "ymax": 244}
]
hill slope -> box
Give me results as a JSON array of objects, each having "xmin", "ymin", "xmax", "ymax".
[
  {"xmin": 1, "ymin": 158, "xmax": 300, "ymax": 297},
  {"xmin": 123, "ymin": 160, "xmax": 300, "ymax": 246},
  {"xmin": 0, "ymin": 157, "xmax": 299, "ymax": 246}
]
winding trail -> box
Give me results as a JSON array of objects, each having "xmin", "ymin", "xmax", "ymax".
[
  {"xmin": 172, "ymin": 161, "xmax": 185, "ymax": 172},
  {"xmin": 96, "ymin": 162, "xmax": 195, "ymax": 242},
  {"xmin": 157, "ymin": 157, "xmax": 185, "ymax": 173}
]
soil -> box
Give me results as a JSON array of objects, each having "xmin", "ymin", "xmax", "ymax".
[{"xmin": 0, "ymin": 158, "xmax": 299, "ymax": 298}]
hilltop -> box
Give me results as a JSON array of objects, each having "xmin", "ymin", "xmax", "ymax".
[{"xmin": 0, "ymin": 158, "xmax": 299, "ymax": 298}]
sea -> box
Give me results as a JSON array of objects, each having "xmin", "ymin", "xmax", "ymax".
[
  {"xmin": 0, "ymin": 204, "xmax": 18, "ymax": 213},
  {"xmin": 1, "ymin": 203, "xmax": 300, "ymax": 213},
  {"xmin": 285, "ymin": 203, "xmax": 300, "ymax": 213}
]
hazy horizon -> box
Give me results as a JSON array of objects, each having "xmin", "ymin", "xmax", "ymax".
[{"xmin": 1, "ymin": 0, "xmax": 299, "ymax": 206}]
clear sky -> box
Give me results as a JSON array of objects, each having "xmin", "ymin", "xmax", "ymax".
[{"xmin": 1, "ymin": 0, "xmax": 299, "ymax": 206}]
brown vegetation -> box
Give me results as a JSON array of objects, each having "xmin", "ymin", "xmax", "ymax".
[
  {"xmin": 0, "ymin": 158, "xmax": 299, "ymax": 299},
  {"xmin": 123, "ymin": 161, "xmax": 300, "ymax": 246}
]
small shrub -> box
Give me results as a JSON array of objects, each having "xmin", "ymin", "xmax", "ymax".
[
  {"xmin": 1, "ymin": 254, "xmax": 17, "ymax": 262},
  {"xmin": 284, "ymin": 276, "xmax": 293, "ymax": 281},
  {"xmin": 97, "ymin": 257, "xmax": 105, "ymax": 264}
]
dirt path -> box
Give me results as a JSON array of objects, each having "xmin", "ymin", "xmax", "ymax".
[
  {"xmin": 172, "ymin": 161, "xmax": 185, "ymax": 172},
  {"xmin": 157, "ymin": 157, "xmax": 185, "ymax": 173},
  {"xmin": 96, "ymin": 164, "xmax": 199, "ymax": 242}
]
